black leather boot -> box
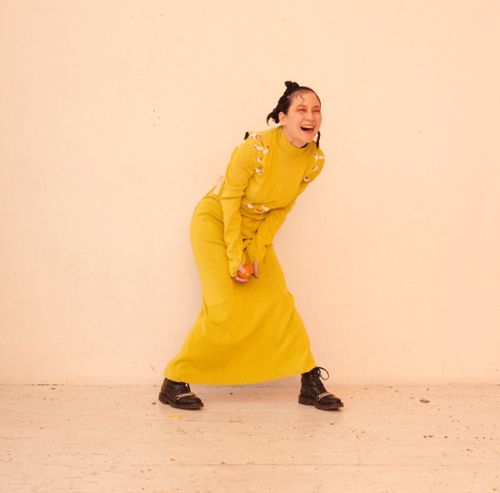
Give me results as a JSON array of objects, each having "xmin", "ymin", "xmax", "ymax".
[
  {"xmin": 158, "ymin": 378, "xmax": 204, "ymax": 410},
  {"xmin": 299, "ymin": 367, "xmax": 344, "ymax": 410}
]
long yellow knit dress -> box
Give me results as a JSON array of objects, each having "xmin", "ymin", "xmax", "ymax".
[{"xmin": 164, "ymin": 126, "xmax": 325, "ymax": 385}]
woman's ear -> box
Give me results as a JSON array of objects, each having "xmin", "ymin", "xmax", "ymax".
[{"xmin": 278, "ymin": 111, "xmax": 287, "ymax": 126}]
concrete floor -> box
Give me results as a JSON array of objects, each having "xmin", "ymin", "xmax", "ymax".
[{"xmin": 1, "ymin": 384, "xmax": 499, "ymax": 492}]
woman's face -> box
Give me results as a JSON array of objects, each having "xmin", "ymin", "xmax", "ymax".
[{"xmin": 279, "ymin": 91, "xmax": 322, "ymax": 148}]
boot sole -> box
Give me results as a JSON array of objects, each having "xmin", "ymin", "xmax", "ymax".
[
  {"xmin": 298, "ymin": 394, "xmax": 344, "ymax": 411},
  {"xmin": 158, "ymin": 392, "xmax": 204, "ymax": 410}
]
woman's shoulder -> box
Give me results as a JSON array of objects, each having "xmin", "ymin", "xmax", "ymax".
[
  {"xmin": 231, "ymin": 128, "xmax": 275, "ymax": 163},
  {"xmin": 302, "ymin": 146, "xmax": 326, "ymax": 183},
  {"xmin": 242, "ymin": 127, "xmax": 276, "ymax": 146},
  {"xmin": 312, "ymin": 145, "xmax": 325, "ymax": 162},
  {"xmin": 227, "ymin": 129, "xmax": 273, "ymax": 170}
]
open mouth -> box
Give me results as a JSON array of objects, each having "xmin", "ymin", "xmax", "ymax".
[{"xmin": 300, "ymin": 125, "xmax": 315, "ymax": 134}]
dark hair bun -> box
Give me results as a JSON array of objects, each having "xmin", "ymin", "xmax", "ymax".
[{"xmin": 285, "ymin": 81, "xmax": 300, "ymax": 91}]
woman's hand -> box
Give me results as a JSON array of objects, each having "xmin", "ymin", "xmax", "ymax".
[
  {"xmin": 233, "ymin": 262, "xmax": 259, "ymax": 282},
  {"xmin": 234, "ymin": 264, "xmax": 250, "ymax": 283}
]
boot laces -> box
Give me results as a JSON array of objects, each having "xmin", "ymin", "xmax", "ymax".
[
  {"xmin": 302, "ymin": 367, "xmax": 330, "ymax": 394},
  {"xmin": 313, "ymin": 367, "xmax": 329, "ymax": 394},
  {"xmin": 316, "ymin": 367, "xmax": 330, "ymax": 381}
]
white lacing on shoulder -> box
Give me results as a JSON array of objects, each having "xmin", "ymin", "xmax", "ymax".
[
  {"xmin": 245, "ymin": 133, "xmax": 269, "ymax": 173},
  {"xmin": 314, "ymin": 152, "xmax": 325, "ymax": 162}
]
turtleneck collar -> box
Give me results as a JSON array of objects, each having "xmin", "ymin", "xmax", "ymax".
[{"xmin": 276, "ymin": 126, "xmax": 311, "ymax": 158}]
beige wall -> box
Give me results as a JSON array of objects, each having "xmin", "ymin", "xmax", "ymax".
[{"xmin": 1, "ymin": 0, "xmax": 499, "ymax": 384}]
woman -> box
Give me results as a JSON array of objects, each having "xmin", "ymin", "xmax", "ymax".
[{"xmin": 159, "ymin": 81, "xmax": 343, "ymax": 411}]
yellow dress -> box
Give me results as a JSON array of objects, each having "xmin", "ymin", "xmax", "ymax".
[{"xmin": 164, "ymin": 126, "xmax": 326, "ymax": 384}]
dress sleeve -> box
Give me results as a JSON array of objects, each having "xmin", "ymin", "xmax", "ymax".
[
  {"xmin": 219, "ymin": 138, "xmax": 256, "ymax": 277},
  {"xmin": 245, "ymin": 153, "xmax": 325, "ymax": 265}
]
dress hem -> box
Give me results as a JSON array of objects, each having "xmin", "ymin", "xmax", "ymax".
[{"xmin": 163, "ymin": 362, "xmax": 316, "ymax": 386}]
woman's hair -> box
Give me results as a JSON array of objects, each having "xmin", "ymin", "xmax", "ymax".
[{"xmin": 266, "ymin": 80, "xmax": 321, "ymax": 148}]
